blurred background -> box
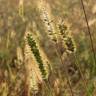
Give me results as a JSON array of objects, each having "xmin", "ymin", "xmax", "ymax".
[{"xmin": 0, "ymin": 0, "xmax": 96, "ymax": 96}]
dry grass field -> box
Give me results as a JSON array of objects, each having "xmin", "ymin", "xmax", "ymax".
[{"xmin": 0, "ymin": 0, "xmax": 96, "ymax": 96}]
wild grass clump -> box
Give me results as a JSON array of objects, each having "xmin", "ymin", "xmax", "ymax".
[{"xmin": 0, "ymin": 0, "xmax": 96, "ymax": 96}]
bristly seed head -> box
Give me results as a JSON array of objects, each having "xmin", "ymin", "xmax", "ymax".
[
  {"xmin": 58, "ymin": 19, "xmax": 76, "ymax": 54},
  {"xmin": 27, "ymin": 34, "xmax": 47, "ymax": 80}
]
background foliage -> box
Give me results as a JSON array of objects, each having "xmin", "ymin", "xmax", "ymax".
[{"xmin": 0, "ymin": 0, "xmax": 96, "ymax": 96}]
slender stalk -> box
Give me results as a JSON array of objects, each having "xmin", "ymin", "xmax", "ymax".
[
  {"xmin": 73, "ymin": 53, "xmax": 88, "ymax": 95},
  {"xmin": 80, "ymin": 0, "xmax": 96, "ymax": 95},
  {"xmin": 80, "ymin": 0, "xmax": 96, "ymax": 68},
  {"xmin": 55, "ymin": 42, "xmax": 74, "ymax": 96}
]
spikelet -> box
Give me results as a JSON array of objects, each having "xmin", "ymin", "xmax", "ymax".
[
  {"xmin": 63, "ymin": 36, "xmax": 76, "ymax": 54},
  {"xmin": 27, "ymin": 34, "xmax": 48, "ymax": 80},
  {"xmin": 30, "ymin": 69, "xmax": 39, "ymax": 93},
  {"xmin": 58, "ymin": 20, "xmax": 76, "ymax": 54},
  {"xmin": 58, "ymin": 20, "xmax": 69, "ymax": 38}
]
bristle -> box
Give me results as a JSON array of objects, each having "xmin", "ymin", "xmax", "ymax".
[{"xmin": 58, "ymin": 19, "xmax": 76, "ymax": 54}]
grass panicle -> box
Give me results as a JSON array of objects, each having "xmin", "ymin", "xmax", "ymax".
[
  {"xmin": 27, "ymin": 34, "xmax": 47, "ymax": 80},
  {"xmin": 58, "ymin": 21, "xmax": 76, "ymax": 54}
]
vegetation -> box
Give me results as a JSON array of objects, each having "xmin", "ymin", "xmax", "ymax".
[{"xmin": 0, "ymin": 0, "xmax": 96, "ymax": 96}]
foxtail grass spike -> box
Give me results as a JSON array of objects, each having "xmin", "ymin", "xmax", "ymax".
[
  {"xmin": 27, "ymin": 34, "xmax": 47, "ymax": 80},
  {"xmin": 58, "ymin": 21, "xmax": 76, "ymax": 54}
]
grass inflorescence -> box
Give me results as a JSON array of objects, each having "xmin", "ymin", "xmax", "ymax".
[
  {"xmin": 58, "ymin": 21, "xmax": 76, "ymax": 54},
  {"xmin": 27, "ymin": 34, "xmax": 47, "ymax": 80}
]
